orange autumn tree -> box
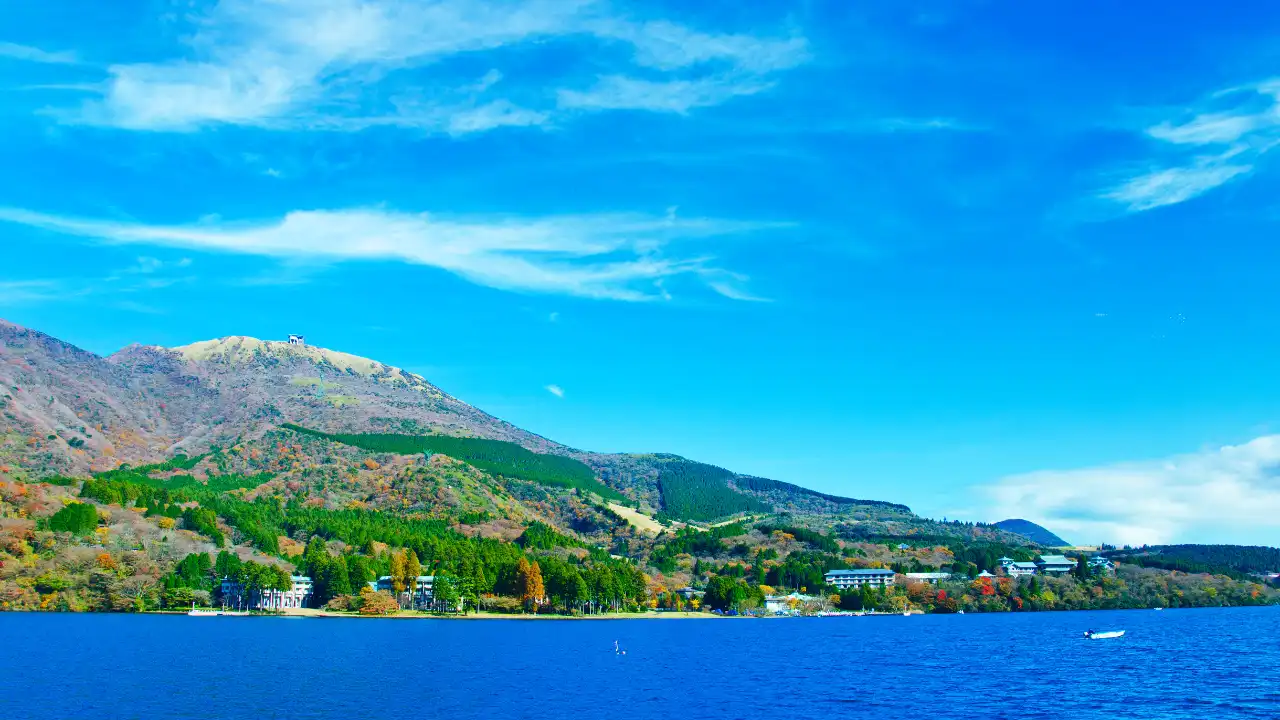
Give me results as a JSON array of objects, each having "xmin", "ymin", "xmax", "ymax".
[
  {"xmin": 516, "ymin": 557, "xmax": 545, "ymax": 612},
  {"xmin": 358, "ymin": 588, "xmax": 399, "ymax": 616}
]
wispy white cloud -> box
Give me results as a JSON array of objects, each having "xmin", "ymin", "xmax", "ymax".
[
  {"xmin": 544, "ymin": 384, "xmax": 564, "ymax": 398},
  {"xmin": 0, "ymin": 42, "xmax": 79, "ymax": 65},
  {"xmin": 591, "ymin": 19, "xmax": 808, "ymax": 74},
  {"xmin": 557, "ymin": 75, "xmax": 773, "ymax": 114},
  {"xmin": 62, "ymin": 0, "xmax": 806, "ymax": 133},
  {"xmin": 113, "ymin": 299, "xmax": 166, "ymax": 315},
  {"xmin": 875, "ymin": 117, "xmax": 976, "ymax": 133},
  {"xmin": 703, "ymin": 270, "xmax": 771, "ymax": 302},
  {"xmin": 0, "ymin": 206, "xmax": 783, "ymax": 302},
  {"xmin": 0, "ymin": 280, "xmax": 69, "ymax": 305},
  {"xmin": 1103, "ymin": 81, "xmax": 1280, "ymax": 212},
  {"xmin": 981, "ymin": 436, "xmax": 1280, "ymax": 546},
  {"xmin": 1104, "ymin": 161, "xmax": 1252, "ymax": 212},
  {"xmin": 0, "ymin": 259, "xmax": 192, "ymax": 309}
]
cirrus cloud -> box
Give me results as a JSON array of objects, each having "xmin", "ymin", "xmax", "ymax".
[
  {"xmin": 0, "ymin": 206, "xmax": 785, "ymax": 302},
  {"xmin": 1103, "ymin": 80, "xmax": 1280, "ymax": 212},
  {"xmin": 60, "ymin": 0, "xmax": 808, "ymax": 133}
]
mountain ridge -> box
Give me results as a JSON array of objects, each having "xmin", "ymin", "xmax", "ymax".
[{"xmin": 2, "ymin": 320, "xmax": 917, "ymax": 523}]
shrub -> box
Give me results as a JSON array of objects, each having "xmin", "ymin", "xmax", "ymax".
[{"xmin": 325, "ymin": 595, "xmax": 354, "ymax": 612}]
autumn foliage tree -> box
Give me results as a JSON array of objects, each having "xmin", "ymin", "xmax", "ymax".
[
  {"xmin": 516, "ymin": 557, "xmax": 545, "ymax": 612},
  {"xmin": 390, "ymin": 550, "xmax": 407, "ymax": 598},
  {"xmin": 358, "ymin": 588, "xmax": 399, "ymax": 615}
]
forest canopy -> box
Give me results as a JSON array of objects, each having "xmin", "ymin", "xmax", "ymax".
[{"xmin": 281, "ymin": 424, "xmax": 623, "ymax": 501}]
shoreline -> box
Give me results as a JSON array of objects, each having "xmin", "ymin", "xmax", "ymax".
[
  {"xmin": 291, "ymin": 609, "xmax": 727, "ymax": 620},
  {"xmin": 4, "ymin": 604, "xmax": 1273, "ymax": 618}
]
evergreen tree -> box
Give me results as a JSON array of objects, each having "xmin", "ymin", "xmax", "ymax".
[
  {"xmin": 346, "ymin": 555, "xmax": 372, "ymax": 590},
  {"xmin": 433, "ymin": 576, "xmax": 459, "ymax": 613},
  {"xmin": 329, "ymin": 556, "xmax": 352, "ymax": 598}
]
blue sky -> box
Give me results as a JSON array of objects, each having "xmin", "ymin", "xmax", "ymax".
[{"xmin": 3, "ymin": 0, "xmax": 1280, "ymax": 546}]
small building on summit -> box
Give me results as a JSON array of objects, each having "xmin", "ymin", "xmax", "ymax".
[
  {"xmin": 825, "ymin": 569, "xmax": 896, "ymax": 590},
  {"xmin": 1036, "ymin": 555, "xmax": 1078, "ymax": 574},
  {"xmin": 288, "ymin": 334, "xmax": 305, "ymax": 346}
]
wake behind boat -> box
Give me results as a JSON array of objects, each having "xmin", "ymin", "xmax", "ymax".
[{"xmin": 1084, "ymin": 629, "xmax": 1125, "ymax": 640}]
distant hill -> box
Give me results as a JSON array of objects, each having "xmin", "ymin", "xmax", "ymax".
[{"xmin": 995, "ymin": 519, "xmax": 1069, "ymax": 547}]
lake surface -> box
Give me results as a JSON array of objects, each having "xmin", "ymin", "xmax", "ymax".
[{"xmin": 1, "ymin": 607, "xmax": 1277, "ymax": 719}]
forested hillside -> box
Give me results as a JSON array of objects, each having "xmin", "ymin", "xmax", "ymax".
[
  {"xmin": 281, "ymin": 424, "xmax": 623, "ymax": 501},
  {"xmin": 0, "ymin": 441, "xmax": 647, "ymax": 613},
  {"xmin": 1104, "ymin": 545, "xmax": 1280, "ymax": 578},
  {"xmin": 655, "ymin": 460, "xmax": 770, "ymax": 522},
  {"xmin": 734, "ymin": 476, "xmax": 911, "ymax": 513}
]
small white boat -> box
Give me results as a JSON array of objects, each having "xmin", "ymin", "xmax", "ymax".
[
  {"xmin": 1084, "ymin": 630, "xmax": 1125, "ymax": 640},
  {"xmin": 187, "ymin": 604, "xmax": 219, "ymax": 617}
]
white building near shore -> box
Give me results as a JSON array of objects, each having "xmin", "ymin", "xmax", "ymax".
[
  {"xmin": 220, "ymin": 575, "xmax": 313, "ymax": 610},
  {"xmin": 825, "ymin": 569, "xmax": 896, "ymax": 590}
]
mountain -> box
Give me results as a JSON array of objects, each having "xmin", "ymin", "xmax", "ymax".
[
  {"xmin": 0, "ymin": 321, "xmax": 915, "ymax": 522},
  {"xmin": 1, "ymin": 320, "xmax": 1040, "ymax": 552},
  {"xmin": 5, "ymin": 319, "xmax": 1275, "ymax": 616},
  {"xmin": 995, "ymin": 519, "xmax": 1069, "ymax": 547}
]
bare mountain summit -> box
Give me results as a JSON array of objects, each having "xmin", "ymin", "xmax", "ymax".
[{"xmin": 0, "ymin": 322, "xmax": 558, "ymax": 477}]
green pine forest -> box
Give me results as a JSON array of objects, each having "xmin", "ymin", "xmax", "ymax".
[{"xmin": 281, "ymin": 424, "xmax": 624, "ymax": 501}]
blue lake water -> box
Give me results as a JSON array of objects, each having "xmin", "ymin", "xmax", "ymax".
[{"xmin": 1, "ymin": 607, "xmax": 1277, "ymax": 719}]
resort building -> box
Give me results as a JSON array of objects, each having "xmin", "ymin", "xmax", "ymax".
[
  {"xmin": 287, "ymin": 334, "xmax": 305, "ymax": 346},
  {"xmin": 676, "ymin": 587, "xmax": 705, "ymax": 601},
  {"xmin": 220, "ymin": 575, "xmax": 313, "ymax": 610},
  {"xmin": 825, "ymin": 569, "xmax": 896, "ymax": 590},
  {"xmin": 1088, "ymin": 556, "xmax": 1115, "ymax": 570},
  {"xmin": 764, "ymin": 592, "xmax": 816, "ymax": 615},
  {"xmin": 905, "ymin": 572, "xmax": 952, "ymax": 584},
  {"xmin": 1036, "ymin": 555, "xmax": 1078, "ymax": 574},
  {"xmin": 999, "ymin": 557, "xmax": 1039, "ymax": 577},
  {"xmin": 372, "ymin": 575, "xmax": 435, "ymax": 607}
]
